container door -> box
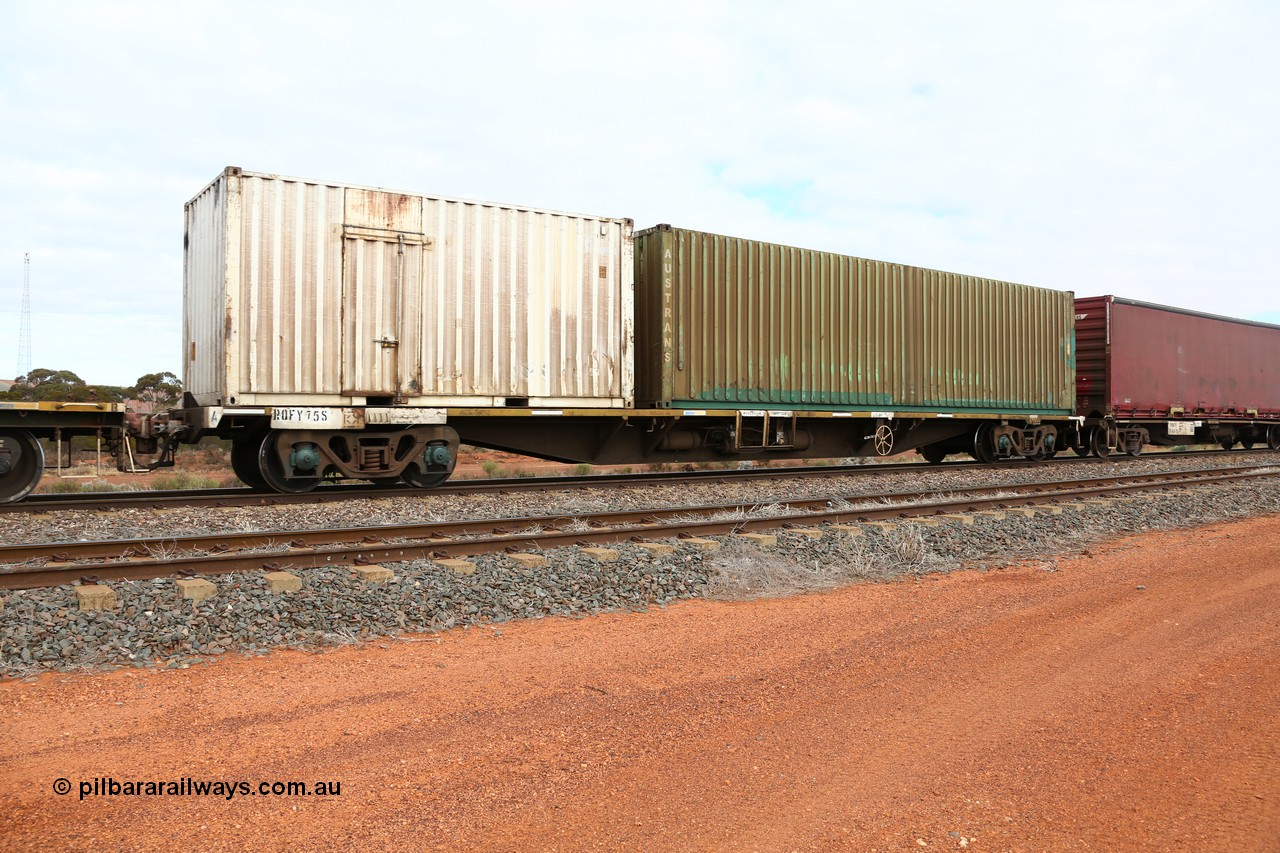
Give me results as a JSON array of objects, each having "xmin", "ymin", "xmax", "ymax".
[{"xmin": 341, "ymin": 225, "xmax": 425, "ymax": 398}]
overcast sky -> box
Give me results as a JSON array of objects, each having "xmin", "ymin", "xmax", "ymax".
[{"xmin": 1, "ymin": 0, "xmax": 1277, "ymax": 386}]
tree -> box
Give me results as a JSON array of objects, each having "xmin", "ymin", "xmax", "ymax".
[
  {"xmin": 7, "ymin": 369, "xmax": 129, "ymax": 403},
  {"xmin": 131, "ymin": 371, "xmax": 183, "ymax": 412},
  {"xmin": 10, "ymin": 369, "xmax": 87, "ymax": 401}
]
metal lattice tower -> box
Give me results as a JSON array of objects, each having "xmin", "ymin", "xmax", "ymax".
[{"xmin": 17, "ymin": 253, "xmax": 32, "ymax": 380}]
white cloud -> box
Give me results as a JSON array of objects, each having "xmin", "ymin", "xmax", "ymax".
[{"xmin": 1, "ymin": 0, "xmax": 1276, "ymax": 383}]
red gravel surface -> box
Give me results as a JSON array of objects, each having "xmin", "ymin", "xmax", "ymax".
[{"xmin": 2, "ymin": 516, "xmax": 1278, "ymax": 851}]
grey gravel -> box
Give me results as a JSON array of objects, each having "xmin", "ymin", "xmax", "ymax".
[
  {"xmin": 0, "ymin": 544, "xmax": 709, "ymax": 678},
  {"xmin": 6, "ymin": 451, "xmax": 1278, "ymax": 546},
  {"xmin": 2, "ymin": 464, "xmax": 1280, "ymax": 679},
  {"xmin": 704, "ymin": 478, "xmax": 1280, "ymax": 597}
]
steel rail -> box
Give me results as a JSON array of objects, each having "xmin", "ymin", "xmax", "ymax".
[
  {"xmin": 2, "ymin": 466, "xmax": 1275, "ymax": 590},
  {"xmin": 9, "ymin": 447, "xmax": 1278, "ymax": 515},
  {"xmin": 0, "ymin": 465, "xmax": 1266, "ymax": 564}
]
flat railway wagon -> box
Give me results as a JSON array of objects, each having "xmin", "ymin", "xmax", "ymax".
[
  {"xmin": 1075, "ymin": 296, "xmax": 1280, "ymax": 456},
  {"xmin": 0, "ymin": 402, "xmax": 132, "ymax": 502},
  {"xmin": 166, "ymin": 168, "xmax": 1080, "ymax": 492}
]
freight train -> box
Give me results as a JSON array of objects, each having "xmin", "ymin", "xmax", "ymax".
[{"xmin": 2, "ymin": 166, "xmax": 1277, "ymax": 503}]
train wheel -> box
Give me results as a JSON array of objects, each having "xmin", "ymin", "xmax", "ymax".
[
  {"xmin": 1125, "ymin": 443, "xmax": 1143, "ymax": 457},
  {"xmin": 0, "ymin": 429, "xmax": 45, "ymax": 504},
  {"xmin": 1091, "ymin": 426, "xmax": 1111, "ymax": 458},
  {"xmin": 257, "ymin": 432, "xmax": 322, "ymax": 494},
  {"xmin": 1071, "ymin": 427, "xmax": 1094, "ymax": 456},
  {"xmin": 231, "ymin": 432, "xmax": 269, "ymax": 489},
  {"xmin": 401, "ymin": 442, "xmax": 455, "ymax": 489},
  {"xmin": 920, "ymin": 444, "xmax": 948, "ymax": 464},
  {"xmin": 1220, "ymin": 438, "xmax": 1236, "ymax": 451},
  {"xmin": 402, "ymin": 468, "xmax": 450, "ymax": 489},
  {"xmin": 971, "ymin": 424, "xmax": 997, "ymax": 464},
  {"xmin": 1240, "ymin": 440, "xmax": 1254, "ymax": 450},
  {"xmin": 1269, "ymin": 426, "xmax": 1280, "ymax": 451}
]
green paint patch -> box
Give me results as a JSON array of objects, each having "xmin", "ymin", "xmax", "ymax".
[{"xmin": 676, "ymin": 389, "xmax": 1070, "ymax": 415}]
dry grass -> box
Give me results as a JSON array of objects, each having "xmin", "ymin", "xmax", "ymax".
[
  {"xmin": 704, "ymin": 536, "xmax": 882, "ymax": 600},
  {"xmin": 142, "ymin": 540, "xmax": 183, "ymax": 561},
  {"xmin": 557, "ymin": 517, "xmax": 597, "ymax": 533},
  {"xmin": 704, "ymin": 522, "xmax": 937, "ymax": 600},
  {"xmin": 885, "ymin": 523, "xmax": 928, "ymax": 571},
  {"xmin": 149, "ymin": 472, "xmax": 221, "ymax": 491},
  {"xmin": 703, "ymin": 503, "xmax": 794, "ymax": 523}
]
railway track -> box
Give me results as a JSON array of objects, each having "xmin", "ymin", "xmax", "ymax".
[
  {"xmin": 10, "ymin": 447, "xmax": 1280, "ymax": 514},
  {"xmin": 3, "ymin": 464, "xmax": 1275, "ymax": 590}
]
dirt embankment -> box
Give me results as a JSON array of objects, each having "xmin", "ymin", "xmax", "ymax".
[{"xmin": 2, "ymin": 516, "xmax": 1278, "ymax": 851}]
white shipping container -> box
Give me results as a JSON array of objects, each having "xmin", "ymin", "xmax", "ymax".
[{"xmin": 184, "ymin": 168, "xmax": 635, "ymax": 408}]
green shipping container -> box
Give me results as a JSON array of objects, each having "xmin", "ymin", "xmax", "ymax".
[{"xmin": 634, "ymin": 225, "xmax": 1074, "ymax": 414}]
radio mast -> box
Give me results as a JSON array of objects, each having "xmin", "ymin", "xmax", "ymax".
[{"xmin": 17, "ymin": 253, "xmax": 32, "ymax": 380}]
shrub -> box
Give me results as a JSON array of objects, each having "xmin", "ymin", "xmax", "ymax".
[
  {"xmin": 42, "ymin": 480, "xmax": 87, "ymax": 494},
  {"xmin": 149, "ymin": 472, "xmax": 220, "ymax": 491},
  {"xmin": 199, "ymin": 438, "xmax": 232, "ymax": 464}
]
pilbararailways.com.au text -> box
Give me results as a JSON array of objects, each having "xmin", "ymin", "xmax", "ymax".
[{"xmin": 55, "ymin": 777, "xmax": 342, "ymax": 801}]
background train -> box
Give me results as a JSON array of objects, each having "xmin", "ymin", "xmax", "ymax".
[{"xmin": 2, "ymin": 166, "xmax": 1278, "ymax": 502}]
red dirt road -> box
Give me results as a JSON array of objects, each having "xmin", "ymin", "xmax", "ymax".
[{"xmin": 2, "ymin": 517, "xmax": 1278, "ymax": 851}]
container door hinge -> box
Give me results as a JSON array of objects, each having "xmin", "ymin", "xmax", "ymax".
[{"xmin": 374, "ymin": 337, "xmax": 400, "ymax": 348}]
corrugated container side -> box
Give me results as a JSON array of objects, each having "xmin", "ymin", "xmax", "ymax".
[
  {"xmin": 635, "ymin": 226, "xmax": 1074, "ymax": 413},
  {"xmin": 1084, "ymin": 296, "xmax": 1280, "ymax": 418},
  {"xmin": 1072, "ymin": 295, "xmax": 1110, "ymax": 416},
  {"xmin": 236, "ymin": 173, "xmax": 348, "ymax": 398},
  {"xmin": 420, "ymin": 200, "xmax": 632, "ymax": 402},
  {"xmin": 182, "ymin": 176, "xmax": 229, "ymax": 403},
  {"xmin": 185, "ymin": 168, "xmax": 633, "ymax": 407},
  {"xmin": 633, "ymin": 225, "xmax": 671, "ymax": 404}
]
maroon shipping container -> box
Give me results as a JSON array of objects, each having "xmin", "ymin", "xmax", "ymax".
[{"xmin": 1075, "ymin": 296, "xmax": 1280, "ymax": 420}]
